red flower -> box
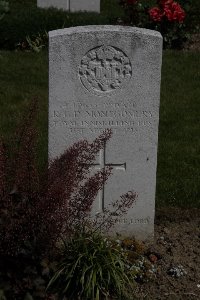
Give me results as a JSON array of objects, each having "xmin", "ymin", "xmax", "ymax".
[
  {"xmin": 149, "ymin": 0, "xmax": 185, "ymax": 23},
  {"xmin": 164, "ymin": 2, "xmax": 186, "ymax": 22},
  {"xmin": 163, "ymin": 7, "xmax": 173, "ymax": 21},
  {"xmin": 172, "ymin": 2, "xmax": 186, "ymax": 22},
  {"xmin": 149, "ymin": 7, "xmax": 163, "ymax": 22}
]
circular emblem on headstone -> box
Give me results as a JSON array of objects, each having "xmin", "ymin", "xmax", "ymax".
[{"xmin": 79, "ymin": 45, "xmax": 132, "ymax": 95}]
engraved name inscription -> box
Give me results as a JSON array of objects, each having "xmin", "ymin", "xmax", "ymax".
[
  {"xmin": 79, "ymin": 45, "xmax": 132, "ymax": 95},
  {"xmin": 51, "ymin": 101, "xmax": 154, "ymax": 135}
]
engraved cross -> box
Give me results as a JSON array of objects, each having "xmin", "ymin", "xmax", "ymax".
[{"xmin": 90, "ymin": 142, "xmax": 126, "ymax": 212}]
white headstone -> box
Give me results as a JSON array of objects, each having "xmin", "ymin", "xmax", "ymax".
[
  {"xmin": 37, "ymin": 0, "xmax": 100, "ymax": 13},
  {"xmin": 37, "ymin": 0, "xmax": 69, "ymax": 10},
  {"xmin": 70, "ymin": 0, "xmax": 100, "ymax": 13},
  {"xmin": 49, "ymin": 26, "xmax": 162, "ymax": 241}
]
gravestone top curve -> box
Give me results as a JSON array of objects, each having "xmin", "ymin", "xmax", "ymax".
[{"xmin": 49, "ymin": 25, "xmax": 162, "ymax": 38}]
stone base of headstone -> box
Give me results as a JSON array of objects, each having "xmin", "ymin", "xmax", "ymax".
[{"xmin": 37, "ymin": 0, "xmax": 100, "ymax": 13}]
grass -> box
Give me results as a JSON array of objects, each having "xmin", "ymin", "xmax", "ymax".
[
  {"xmin": 157, "ymin": 51, "xmax": 200, "ymax": 208},
  {"xmin": 0, "ymin": 50, "xmax": 199, "ymax": 208},
  {"xmin": 0, "ymin": 51, "xmax": 48, "ymax": 169}
]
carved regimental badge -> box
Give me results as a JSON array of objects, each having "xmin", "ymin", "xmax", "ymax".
[{"xmin": 79, "ymin": 45, "xmax": 132, "ymax": 95}]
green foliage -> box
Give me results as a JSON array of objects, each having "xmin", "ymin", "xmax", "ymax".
[
  {"xmin": 119, "ymin": 0, "xmax": 149, "ymax": 26},
  {"xmin": 47, "ymin": 230, "xmax": 136, "ymax": 300},
  {"xmin": 0, "ymin": 1, "xmax": 9, "ymax": 21},
  {"xmin": 149, "ymin": 21, "xmax": 187, "ymax": 50},
  {"xmin": 0, "ymin": 0, "xmax": 122, "ymax": 50},
  {"xmin": 17, "ymin": 31, "xmax": 48, "ymax": 53},
  {"xmin": 179, "ymin": 0, "xmax": 200, "ymax": 34}
]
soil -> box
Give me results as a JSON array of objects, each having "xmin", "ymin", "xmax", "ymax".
[{"xmin": 135, "ymin": 208, "xmax": 200, "ymax": 300}]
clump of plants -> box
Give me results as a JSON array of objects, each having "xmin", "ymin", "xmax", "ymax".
[
  {"xmin": 47, "ymin": 231, "xmax": 136, "ymax": 300},
  {"xmin": 148, "ymin": 0, "xmax": 186, "ymax": 48},
  {"xmin": 16, "ymin": 31, "xmax": 48, "ymax": 52},
  {"xmin": 119, "ymin": 0, "xmax": 188, "ymax": 48},
  {"xmin": 0, "ymin": 99, "xmax": 140, "ymax": 299},
  {"xmin": 47, "ymin": 233, "xmax": 158, "ymax": 299}
]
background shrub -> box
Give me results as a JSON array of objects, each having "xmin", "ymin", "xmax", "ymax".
[
  {"xmin": 1, "ymin": 0, "xmax": 199, "ymax": 50},
  {"xmin": 0, "ymin": 0, "xmax": 123, "ymax": 50},
  {"xmin": 119, "ymin": 0, "xmax": 200, "ymax": 49},
  {"xmin": 0, "ymin": 1, "xmax": 9, "ymax": 21}
]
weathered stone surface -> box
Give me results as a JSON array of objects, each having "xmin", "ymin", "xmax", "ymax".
[
  {"xmin": 70, "ymin": 0, "xmax": 100, "ymax": 12},
  {"xmin": 37, "ymin": 0, "xmax": 100, "ymax": 12},
  {"xmin": 37, "ymin": 0, "xmax": 69, "ymax": 10},
  {"xmin": 49, "ymin": 26, "xmax": 162, "ymax": 241}
]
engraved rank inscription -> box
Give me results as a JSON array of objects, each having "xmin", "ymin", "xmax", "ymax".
[{"xmin": 79, "ymin": 45, "xmax": 132, "ymax": 95}]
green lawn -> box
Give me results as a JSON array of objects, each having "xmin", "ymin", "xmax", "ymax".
[
  {"xmin": 0, "ymin": 51, "xmax": 48, "ymax": 169},
  {"xmin": 157, "ymin": 51, "xmax": 200, "ymax": 208},
  {"xmin": 0, "ymin": 50, "xmax": 199, "ymax": 208}
]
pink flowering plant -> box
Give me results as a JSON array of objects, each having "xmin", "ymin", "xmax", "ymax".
[{"xmin": 0, "ymin": 99, "xmax": 138, "ymax": 299}]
